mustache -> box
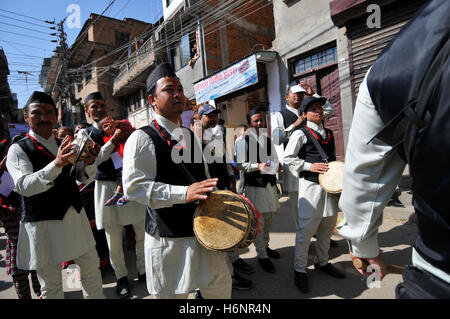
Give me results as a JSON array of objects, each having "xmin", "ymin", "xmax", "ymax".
[{"xmin": 38, "ymin": 121, "xmax": 53, "ymax": 126}]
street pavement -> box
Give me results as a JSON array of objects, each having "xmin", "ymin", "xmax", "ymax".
[{"xmin": 0, "ymin": 185, "xmax": 416, "ymax": 299}]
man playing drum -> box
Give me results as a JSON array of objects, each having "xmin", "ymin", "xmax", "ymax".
[
  {"xmin": 284, "ymin": 96, "xmax": 345, "ymax": 294},
  {"xmin": 122, "ymin": 63, "xmax": 232, "ymax": 299}
]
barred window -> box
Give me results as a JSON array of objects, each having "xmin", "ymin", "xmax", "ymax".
[{"xmin": 294, "ymin": 47, "xmax": 337, "ymax": 74}]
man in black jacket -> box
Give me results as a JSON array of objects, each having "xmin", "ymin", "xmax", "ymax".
[
  {"xmin": 337, "ymin": 0, "xmax": 449, "ymax": 298},
  {"xmin": 6, "ymin": 91, "xmax": 104, "ymax": 299}
]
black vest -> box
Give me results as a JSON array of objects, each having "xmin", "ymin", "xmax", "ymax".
[
  {"xmin": 298, "ymin": 126, "xmax": 336, "ymax": 184},
  {"xmin": 85, "ymin": 125, "xmax": 121, "ymax": 181},
  {"xmin": 17, "ymin": 136, "xmax": 83, "ymax": 222},
  {"xmin": 202, "ymin": 140, "xmax": 230, "ymax": 191},
  {"xmin": 366, "ymin": 0, "xmax": 450, "ymax": 273},
  {"xmin": 280, "ymin": 108, "xmax": 299, "ymax": 129},
  {"xmin": 280, "ymin": 108, "xmax": 303, "ymax": 147},
  {"xmin": 243, "ymin": 134, "xmax": 277, "ymax": 188},
  {"xmin": 141, "ymin": 123, "xmax": 207, "ymax": 238}
]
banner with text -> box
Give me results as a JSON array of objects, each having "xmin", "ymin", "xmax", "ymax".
[{"xmin": 194, "ymin": 54, "xmax": 258, "ymax": 104}]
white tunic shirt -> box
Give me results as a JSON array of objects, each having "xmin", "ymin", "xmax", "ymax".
[
  {"xmin": 283, "ymin": 121, "xmax": 338, "ymax": 218},
  {"xmin": 270, "ymin": 105, "xmax": 301, "ymax": 192},
  {"xmin": 6, "ymin": 130, "xmax": 96, "ymax": 269},
  {"xmin": 122, "ymin": 113, "xmax": 226, "ymax": 294},
  {"xmin": 235, "ymin": 129, "xmax": 280, "ymax": 213}
]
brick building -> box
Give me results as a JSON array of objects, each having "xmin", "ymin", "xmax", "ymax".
[
  {"xmin": 40, "ymin": 14, "xmax": 152, "ymax": 126},
  {"xmin": 70, "ymin": 14, "xmax": 152, "ymax": 124},
  {"xmin": 118, "ymin": 0, "xmax": 276, "ymax": 130}
]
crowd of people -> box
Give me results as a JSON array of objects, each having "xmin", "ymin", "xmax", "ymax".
[
  {"xmin": 0, "ymin": 63, "xmax": 344, "ymax": 299},
  {"xmin": 0, "ymin": 0, "xmax": 448, "ymax": 299}
]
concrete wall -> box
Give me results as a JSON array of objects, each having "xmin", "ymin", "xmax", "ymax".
[
  {"xmin": 335, "ymin": 26, "xmax": 353, "ymax": 150},
  {"xmin": 176, "ymin": 57, "xmax": 205, "ymax": 100},
  {"xmin": 266, "ymin": 59, "xmax": 282, "ymax": 113},
  {"xmin": 128, "ymin": 105, "xmax": 155, "ymax": 129},
  {"xmin": 163, "ymin": 0, "xmax": 184, "ymax": 21}
]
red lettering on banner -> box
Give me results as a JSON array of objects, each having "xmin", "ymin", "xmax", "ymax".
[{"xmin": 195, "ymin": 80, "xmax": 209, "ymax": 92}]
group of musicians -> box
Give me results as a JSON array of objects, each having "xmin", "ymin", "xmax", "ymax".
[{"xmin": 5, "ymin": 62, "xmax": 343, "ymax": 299}]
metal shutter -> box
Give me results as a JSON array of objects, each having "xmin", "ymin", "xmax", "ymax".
[{"xmin": 347, "ymin": 0, "xmax": 427, "ymax": 101}]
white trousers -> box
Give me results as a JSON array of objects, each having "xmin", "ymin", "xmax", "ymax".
[
  {"xmin": 36, "ymin": 246, "xmax": 104, "ymax": 299},
  {"xmin": 254, "ymin": 212, "xmax": 275, "ymax": 258},
  {"xmin": 104, "ymin": 221, "xmax": 146, "ymax": 280},
  {"xmin": 147, "ymin": 232, "xmax": 232, "ymax": 299},
  {"xmin": 294, "ymin": 211, "xmax": 337, "ymax": 273},
  {"xmin": 152, "ymin": 262, "xmax": 232, "ymax": 300}
]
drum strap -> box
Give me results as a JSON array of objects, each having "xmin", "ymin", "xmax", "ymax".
[
  {"xmin": 303, "ymin": 128, "xmax": 329, "ymax": 163},
  {"xmin": 149, "ymin": 121, "xmax": 198, "ymax": 185}
]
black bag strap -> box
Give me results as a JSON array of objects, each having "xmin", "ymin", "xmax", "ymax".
[
  {"xmin": 148, "ymin": 121, "xmax": 198, "ymax": 185},
  {"xmin": 302, "ymin": 127, "xmax": 329, "ymax": 163}
]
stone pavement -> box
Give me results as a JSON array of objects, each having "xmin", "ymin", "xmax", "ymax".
[{"xmin": 0, "ymin": 190, "xmax": 416, "ymax": 300}]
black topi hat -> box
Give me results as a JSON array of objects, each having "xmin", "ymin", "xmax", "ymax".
[
  {"xmin": 25, "ymin": 91, "xmax": 55, "ymax": 107},
  {"xmin": 146, "ymin": 62, "xmax": 176, "ymax": 94},
  {"xmin": 84, "ymin": 92, "xmax": 104, "ymax": 105},
  {"xmin": 300, "ymin": 96, "xmax": 327, "ymax": 113}
]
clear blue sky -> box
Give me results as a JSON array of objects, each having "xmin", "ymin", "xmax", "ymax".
[{"xmin": 0, "ymin": 0, "xmax": 163, "ymax": 110}]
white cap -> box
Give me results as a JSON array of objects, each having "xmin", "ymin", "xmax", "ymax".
[{"xmin": 290, "ymin": 85, "xmax": 306, "ymax": 94}]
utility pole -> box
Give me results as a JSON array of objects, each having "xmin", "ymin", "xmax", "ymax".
[
  {"xmin": 17, "ymin": 71, "xmax": 32, "ymax": 95},
  {"xmin": 197, "ymin": 19, "xmax": 207, "ymax": 78},
  {"xmin": 52, "ymin": 18, "xmax": 73, "ymax": 127}
]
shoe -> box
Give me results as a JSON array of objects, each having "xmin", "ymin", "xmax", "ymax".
[
  {"xmin": 105, "ymin": 193, "xmax": 122, "ymax": 206},
  {"xmin": 294, "ymin": 271, "xmax": 309, "ymax": 293},
  {"xmin": 195, "ymin": 289, "xmax": 203, "ymax": 299},
  {"xmin": 232, "ymin": 258, "xmax": 255, "ymax": 274},
  {"xmin": 138, "ymin": 272, "xmax": 146, "ymax": 282},
  {"xmin": 330, "ymin": 239, "xmax": 338, "ymax": 248},
  {"xmin": 116, "ymin": 276, "xmax": 130, "ymax": 299},
  {"xmin": 314, "ymin": 263, "xmax": 345, "ymax": 279},
  {"xmin": 257, "ymin": 258, "xmax": 276, "ymax": 273},
  {"xmin": 266, "ymin": 247, "xmax": 280, "ymax": 259},
  {"xmin": 232, "ymin": 272, "xmax": 252, "ymax": 290},
  {"xmin": 387, "ymin": 199, "xmax": 405, "ymax": 208},
  {"xmin": 62, "ymin": 260, "xmax": 75, "ymax": 270},
  {"xmin": 117, "ymin": 197, "xmax": 130, "ymax": 206}
]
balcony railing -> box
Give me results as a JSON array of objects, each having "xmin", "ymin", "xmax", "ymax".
[{"xmin": 113, "ymin": 36, "xmax": 155, "ymax": 94}]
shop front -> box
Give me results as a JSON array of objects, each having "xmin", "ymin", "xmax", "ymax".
[{"xmin": 193, "ymin": 51, "xmax": 279, "ymax": 157}]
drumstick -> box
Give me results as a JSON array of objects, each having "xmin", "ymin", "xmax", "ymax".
[{"xmin": 353, "ymin": 257, "xmax": 404, "ymax": 275}]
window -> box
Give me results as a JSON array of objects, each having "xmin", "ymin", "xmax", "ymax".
[
  {"xmin": 171, "ymin": 32, "xmax": 195, "ymax": 71},
  {"xmin": 294, "ymin": 46, "xmax": 337, "ymax": 74},
  {"xmin": 126, "ymin": 92, "xmax": 142, "ymax": 114},
  {"xmin": 115, "ymin": 31, "xmax": 130, "ymax": 48},
  {"xmin": 85, "ymin": 69, "xmax": 92, "ymax": 83}
]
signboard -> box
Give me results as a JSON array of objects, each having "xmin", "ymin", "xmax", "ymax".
[
  {"xmin": 194, "ymin": 54, "xmax": 258, "ymax": 104},
  {"xmin": 8, "ymin": 123, "xmax": 29, "ymax": 138}
]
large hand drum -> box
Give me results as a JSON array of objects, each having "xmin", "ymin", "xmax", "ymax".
[
  {"xmin": 193, "ymin": 190, "xmax": 258, "ymax": 252},
  {"xmin": 319, "ymin": 161, "xmax": 345, "ymax": 194}
]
